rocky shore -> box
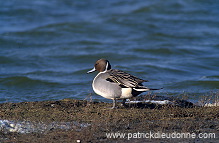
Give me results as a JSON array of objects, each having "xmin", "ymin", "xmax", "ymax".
[{"xmin": 0, "ymin": 96, "xmax": 219, "ymax": 143}]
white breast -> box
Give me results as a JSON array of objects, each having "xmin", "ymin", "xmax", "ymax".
[{"xmin": 92, "ymin": 72, "xmax": 122, "ymax": 99}]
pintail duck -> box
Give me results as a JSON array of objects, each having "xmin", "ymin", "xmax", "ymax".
[{"xmin": 87, "ymin": 58, "xmax": 161, "ymax": 108}]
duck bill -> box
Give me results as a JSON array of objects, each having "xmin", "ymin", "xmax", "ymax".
[{"xmin": 87, "ymin": 67, "xmax": 96, "ymax": 74}]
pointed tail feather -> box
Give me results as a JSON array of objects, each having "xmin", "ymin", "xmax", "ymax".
[{"xmin": 133, "ymin": 87, "xmax": 163, "ymax": 92}]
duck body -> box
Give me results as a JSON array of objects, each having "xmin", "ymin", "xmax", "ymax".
[
  {"xmin": 87, "ymin": 58, "xmax": 160, "ymax": 108},
  {"xmin": 92, "ymin": 69, "xmax": 145, "ymax": 100}
]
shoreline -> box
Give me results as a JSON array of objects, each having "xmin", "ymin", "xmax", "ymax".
[{"xmin": 0, "ymin": 98, "xmax": 219, "ymax": 142}]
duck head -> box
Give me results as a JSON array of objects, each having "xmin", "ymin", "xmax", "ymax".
[{"xmin": 87, "ymin": 58, "xmax": 111, "ymax": 73}]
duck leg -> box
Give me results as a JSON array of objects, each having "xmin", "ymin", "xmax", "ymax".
[
  {"xmin": 122, "ymin": 99, "xmax": 126, "ymax": 106},
  {"xmin": 111, "ymin": 98, "xmax": 117, "ymax": 109}
]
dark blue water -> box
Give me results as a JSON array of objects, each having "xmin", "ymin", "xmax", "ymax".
[{"xmin": 1, "ymin": 0, "xmax": 219, "ymax": 103}]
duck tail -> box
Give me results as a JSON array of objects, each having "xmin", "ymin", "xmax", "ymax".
[{"xmin": 133, "ymin": 87, "xmax": 163, "ymax": 91}]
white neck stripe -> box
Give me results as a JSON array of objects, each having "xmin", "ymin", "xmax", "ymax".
[{"xmin": 102, "ymin": 61, "xmax": 108, "ymax": 73}]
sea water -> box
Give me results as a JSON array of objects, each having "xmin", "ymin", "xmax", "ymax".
[{"xmin": 1, "ymin": 0, "xmax": 219, "ymax": 103}]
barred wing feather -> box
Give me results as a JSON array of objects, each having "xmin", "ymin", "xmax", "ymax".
[{"xmin": 107, "ymin": 69, "xmax": 148, "ymax": 88}]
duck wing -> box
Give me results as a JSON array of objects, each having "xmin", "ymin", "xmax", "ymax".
[{"xmin": 106, "ymin": 69, "xmax": 148, "ymax": 88}]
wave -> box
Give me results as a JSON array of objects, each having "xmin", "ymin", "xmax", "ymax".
[
  {"xmin": 166, "ymin": 80, "xmax": 219, "ymax": 91},
  {"xmin": 0, "ymin": 56, "xmax": 14, "ymax": 64},
  {"xmin": 132, "ymin": 47, "xmax": 205, "ymax": 57},
  {"xmin": 0, "ymin": 76, "xmax": 59, "ymax": 88}
]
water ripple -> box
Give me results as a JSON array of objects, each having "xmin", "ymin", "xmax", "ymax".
[{"xmin": 1, "ymin": 0, "xmax": 219, "ymax": 103}]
